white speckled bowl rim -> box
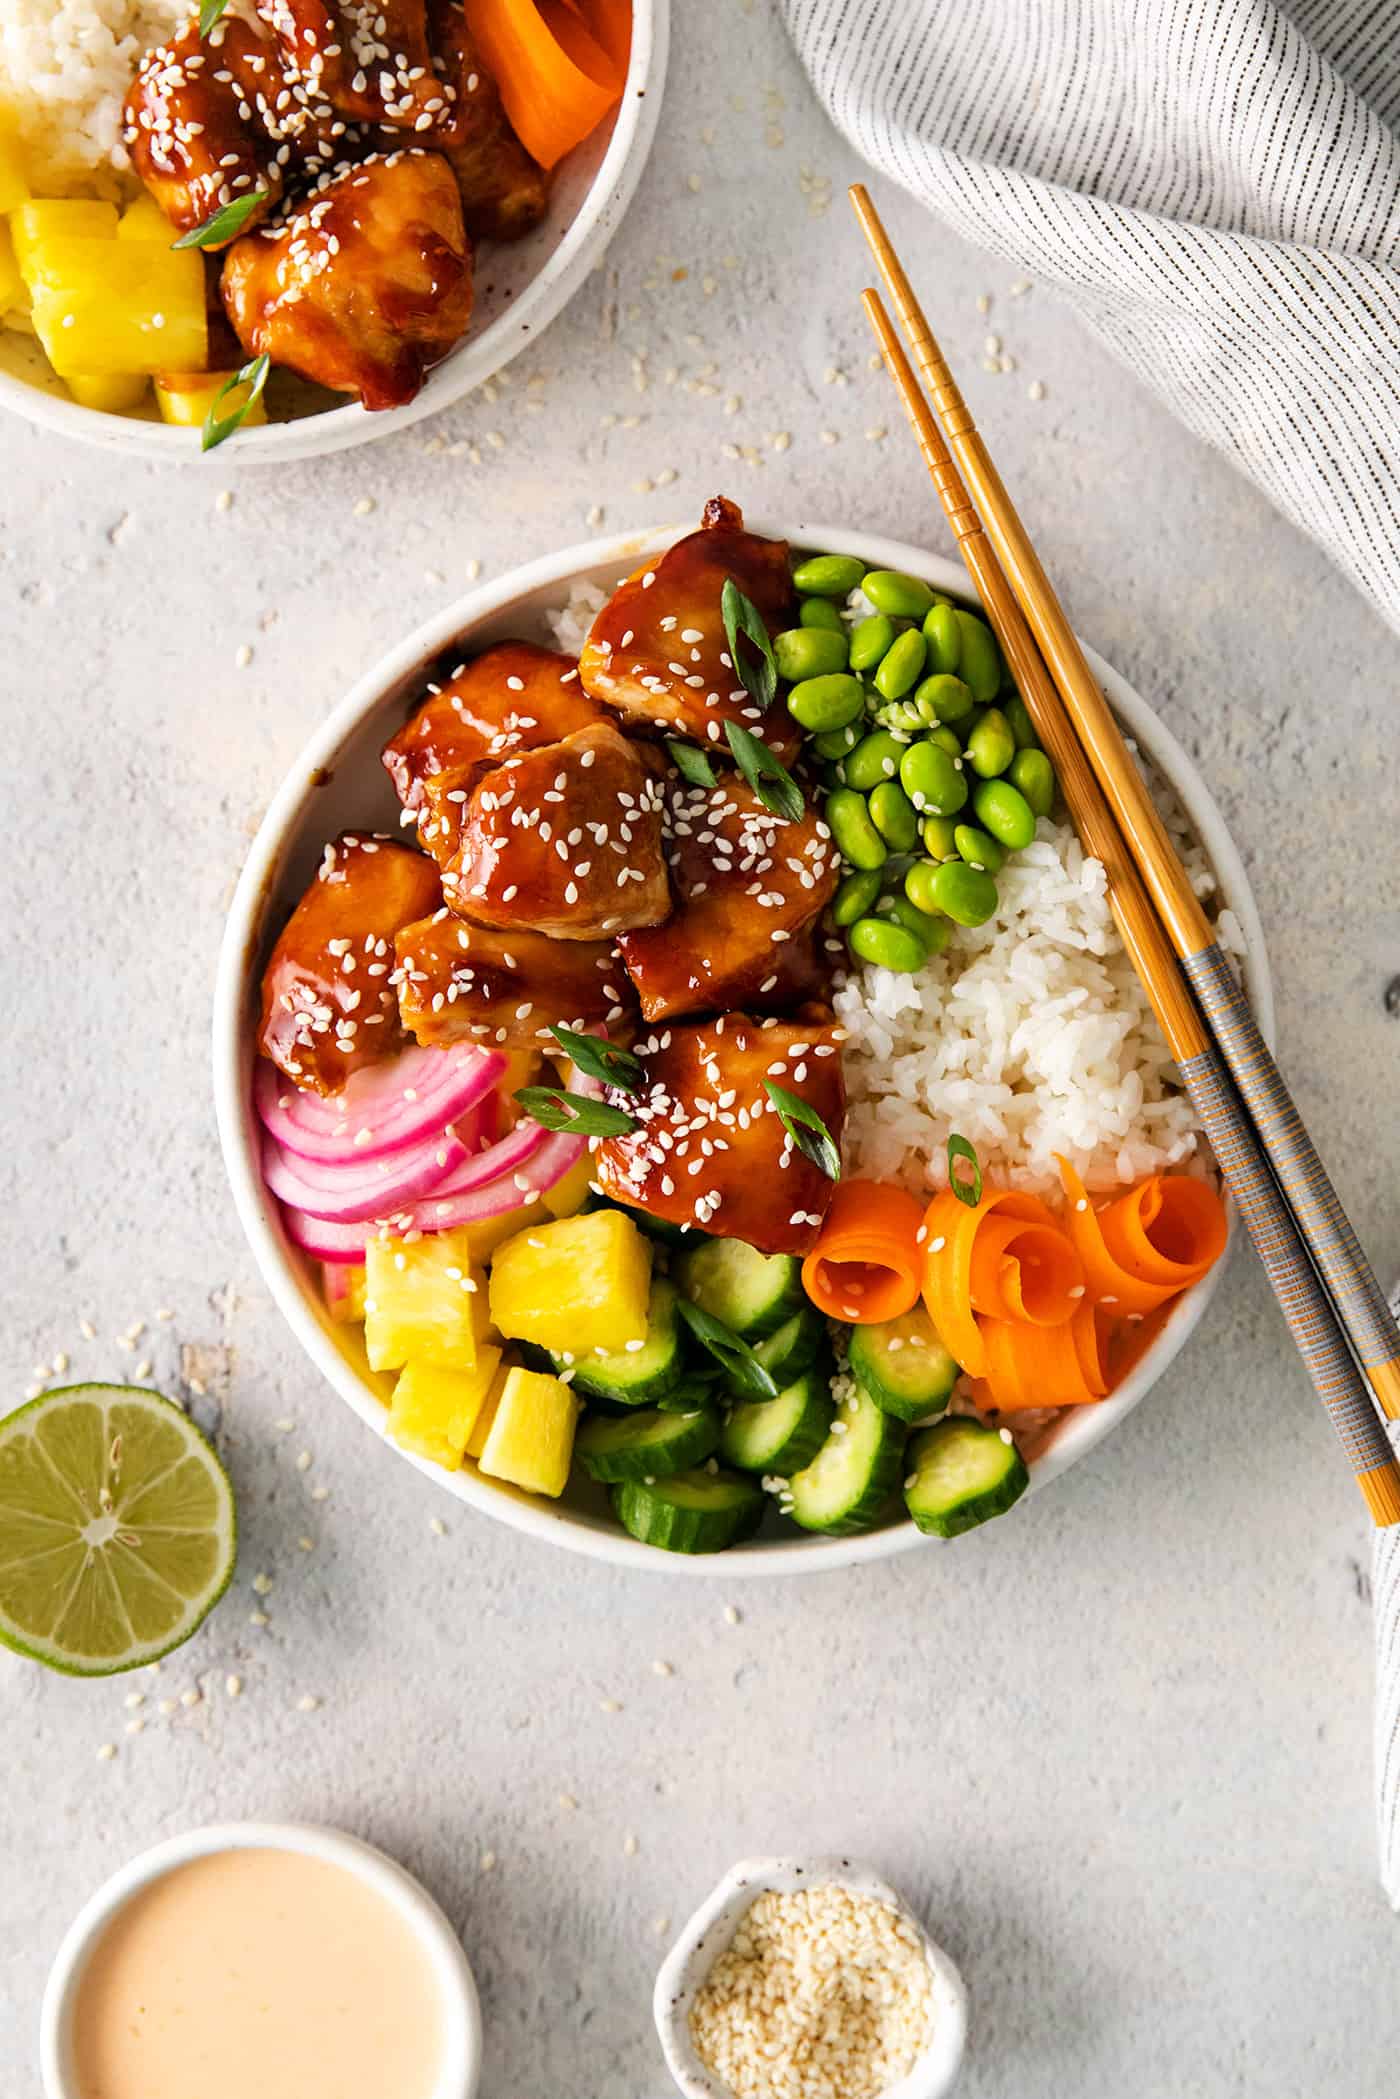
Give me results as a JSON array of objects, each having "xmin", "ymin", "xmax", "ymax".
[
  {"xmin": 0, "ymin": 0, "xmax": 668, "ymax": 464},
  {"xmin": 653, "ymin": 1855, "xmax": 969, "ymax": 2099},
  {"xmin": 39, "ymin": 1820, "xmax": 482, "ymax": 2099},
  {"xmin": 212, "ymin": 521, "xmax": 1275, "ymax": 1576}
]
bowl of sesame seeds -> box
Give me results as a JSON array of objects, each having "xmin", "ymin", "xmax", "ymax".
[{"xmin": 214, "ymin": 520, "xmax": 1270, "ymax": 1573}]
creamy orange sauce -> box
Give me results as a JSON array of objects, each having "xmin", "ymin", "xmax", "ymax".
[{"xmin": 72, "ymin": 1848, "xmax": 445, "ymax": 2099}]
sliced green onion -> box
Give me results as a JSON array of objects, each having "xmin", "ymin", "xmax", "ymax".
[
  {"xmin": 667, "ymin": 739, "xmax": 717, "ymax": 790},
  {"xmin": 173, "ymin": 189, "xmax": 266, "ymax": 249},
  {"xmin": 201, "ymin": 354, "xmax": 270, "ymax": 453},
  {"xmin": 947, "ymin": 1132, "xmax": 983, "ymax": 1207},
  {"xmin": 514, "ymin": 1087, "xmax": 638, "ymax": 1138},
  {"xmin": 199, "ymin": 0, "xmax": 233, "ymax": 33},
  {"xmin": 763, "ymin": 1081, "xmax": 841, "ymax": 1181},
  {"xmin": 724, "ymin": 721, "xmax": 804, "ymax": 823},
  {"xmin": 548, "ymin": 1026, "xmax": 644, "ymax": 1096},
  {"xmin": 721, "ymin": 576, "xmax": 778, "ymax": 715},
  {"xmin": 675, "ymin": 1299, "xmax": 778, "ymax": 1402}
]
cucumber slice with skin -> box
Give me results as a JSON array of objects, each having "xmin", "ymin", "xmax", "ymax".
[
  {"xmin": 612, "ymin": 1467, "xmax": 765, "ymax": 1553},
  {"xmin": 848, "ymin": 1306, "xmax": 959, "ymax": 1423},
  {"xmin": 675, "ymin": 1238, "xmax": 805, "ymax": 1339},
  {"xmin": 557, "ymin": 1280, "xmax": 684, "ymax": 1406},
  {"xmin": 751, "ymin": 1305, "xmax": 830, "ymax": 1387},
  {"xmin": 904, "ymin": 1416, "xmax": 1029, "ymax": 1538},
  {"xmin": 786, "ymin": 1386, "xmax": 905, "ymax": 1535},
  {"xmin": 720, "ymin": 1369, "xmax": 834, "ymax": 1476},
  {"xmin": 576, "ymin": 1406, "xmax": 719, "ymax": 1483}
]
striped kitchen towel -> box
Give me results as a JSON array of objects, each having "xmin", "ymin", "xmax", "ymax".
[
  {"xmin": 1379, "ymin": 1284, "xmax": 1400, "ymax": 1906},
  {"xmin": 779, "ymin": 0, "xmax": 1400, "ymax": 633}
]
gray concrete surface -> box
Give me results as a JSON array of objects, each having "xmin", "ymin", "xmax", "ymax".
[{"xmin": 3, "ymin": 7, "xmax": 1399, "ymax": 2096}]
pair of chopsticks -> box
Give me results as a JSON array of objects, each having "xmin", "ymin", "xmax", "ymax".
[{"xmin": 850, "ymin": 184, "xmax": 1400, "ymax": 1527}]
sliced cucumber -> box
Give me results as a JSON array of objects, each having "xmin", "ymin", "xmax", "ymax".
[
  {"xmin": 848, "ymin": 1305, "xmax": 959, "ymax": 1423},
  {"xmin": 675, "ymin": 1237, "xmax": 805, "ymax": 1339},
  {"xmin": 786, "ymin": 1387, "xmax": 905, "ymax": 1535},
  {"xmin": 612, "ymin": 1467, "xmax": 765, "ymax": 1554},
  {"xmin": 752, "ymin": 1305, "xmax": 830, "ymax": 1387},
  {"xmin": 720, "ymin": 1369, "xmax": 834, "ymax": 1477},
  {"xmin": 576, "ymin": 1406, "xmax": 719, "ymax": 1484},
  {"xmin": 904, "ymin": 1416, "xmax": 1029, "ymax": 1538},
  {"xmin": 560, "ymin": 1280, "xmax": 685, "ymax": 1406}
]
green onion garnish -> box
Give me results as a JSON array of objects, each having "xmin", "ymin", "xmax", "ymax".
[
  {"xmin": 675, "ymin": 1298, "xmax": 778, "ymax": 1402},
  {"xmin": 201, "ymin": 354, "xmax": 271, "ymax": 453},
  {"xmin": 199, "ymin": 0, "xmax": 233, "ymax": 33},
  {"xmin": 514, "ymin": 1087, "xmax": 638, "ymax": 1138},
  {"xmin": 947, "ymin": 1133, "xmax": 983, "ymax": 1207},
  {"xmin": 724, "ymin": 721, "xmax": 804, "ymax": 823},
  {"xmin": 173, "ymin": 189, "xmax": 266, "ymax": 249},
  {"xmin": 548, "ymin": 1026, "xmax": 644, "ymax": 1096},
  {"xmin": 666, "ymin": 739, "xmax": 718, "ymax": 790},
  {"xmin": 764, "ymin": 1081, "xmax": 841, "ymax": 1181},
  {"xmin": 721, "ymin": 576, "xmax": 777, "ymax": 715}
]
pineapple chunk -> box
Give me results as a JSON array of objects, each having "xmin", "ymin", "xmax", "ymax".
[
  {"xmin": 11, "ymin": 201, "xmax": 119, "ymax": 276},
  {"xmin": 460, "ymin": 1199, "xmax": 549, "ymax": 1262},
  {"xmin": 323, "ymin": 1262, "xmax": 368, "ymax": 1325},
  {"xmin": 388, "ymin": 1348, "xmax": 501, "ymax": 1470},
  {"xmin": 0, "ymin": 224, "xmax": 19, "ymax": 319},
  {"xmin": 156, "ymin": 368, "xmax": 268, "ymax": 429},
  {"xmin": 28, "ymin": 239, "xmax": 205, "ymax": 377},
  {"xmin": 0, "ymin": 111, "xmax": 28, "ymax": 213},
  {"xmin": 364, "ymin": 1228, "xmax": 493, "ymax": 1373},
  {"xmin": 67, "ymin": 372, "xmax": 149, "ymax": 413},
  {"xmin": 118, "ymin": 197, "xmax": 174, "ymax": 243},
  {"xmin": 489, "ymin": 1208, "xmax": 652, "ymax": 1356},
  {"xmin": 540, "ymin": 1153, "xmax": 596, "ymax": 1221},
  {"xmin": 465, "ymin": 1358, "xmax": 513, "ymax": 1460},
  {"xmin": 479, "ymin": 1366, "xmax": 580, "ymax": 1498}
]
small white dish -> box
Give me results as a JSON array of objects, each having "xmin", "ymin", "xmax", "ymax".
[
  {"xmin": 39, "ymin": 1820, "xmax": 482, "ymax": 2099},
  {"xmin": 0, "ymin": 0, "xmax": 667, "ymax": 463},
  {"xmin": 654, "ymin": 1855, "xmax": 969, "ymax": 2099}
]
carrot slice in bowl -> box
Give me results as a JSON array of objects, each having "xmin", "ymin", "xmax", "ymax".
[{"xmin": 801, "ymin": 1179, "xmax": 924, "ymax": 1324}]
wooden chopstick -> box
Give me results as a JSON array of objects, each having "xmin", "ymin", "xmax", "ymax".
[
  {"xmin": 854, "ymin": 264, "xmax": 1400, "ymax": 1526},
  {"xmin": 849, "ymin": 183, "xmax": 1400, "ymax": 1434}
]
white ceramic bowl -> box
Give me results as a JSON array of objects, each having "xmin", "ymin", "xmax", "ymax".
[
  {"xmin": 212, "ymin": 521, "xmax": 1274, "ymax": 1576},
  {"xmin": 654, "ymin": 1855, "xmax": 969, "ymax": 2099},
  {"xmin": 0, "ymin": 0, "xmax": 667, "ymax": 464},
  {"xmin": 39, "ymin": 1820, "xmax": 482, "ymax": 2099}
]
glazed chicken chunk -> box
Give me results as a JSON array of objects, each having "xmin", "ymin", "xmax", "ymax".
[
  {"xmin": 382, "ymin": 644, "xmax": 605, "ymax": 866},
  {"xmin": 394, "ymin": 909, "xmax": 634, "ymax": 1051},
  {"xmin": 259, "ymin": 833, "xmax": 442, "ymax": 1095},
  {"xmin": 579, "ymin": 496, "xmax": 800, "ymax": 764},
  {"xmin": 441, "ymin": 722, "xmax": 672, "ymax": 940},
  {"xmin": 417, "ymin": 0, "xmax": 549, "ymax": 242},
  {"xmin": 256, "ymin": 0, "xmax": 446, "ymax": 130},
  {"xmin": 618, "ymin": 779, "xmax": 840, "ymax": 1022},
  {"xmin": 221, "ymin": 149, "xmax": 473, "ymax": 409},
  {"xmin": 594, "ymin": 1011, "xmax": 846, "ymax": 1254}
]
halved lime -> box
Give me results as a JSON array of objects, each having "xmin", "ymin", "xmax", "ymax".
[{"xmin": 0, "ymin": 1384, "xmax": 236, "ymax": 1676}]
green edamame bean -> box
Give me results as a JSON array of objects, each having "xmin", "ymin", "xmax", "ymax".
[
  {"xmin": 825, "ymin": 788, "xmax": 888, "ymax": 871},
  {"xmin": 873, "ymin": 627, "xmax": 928, "ymax": 702},
  {"xmin": 862, "ymin": 569, "xmax": 936, "ymax": 620},
  {"xmin": 966, "ymin": 706, "xmax": 1016, "ymax": 779},
  {"xmin": 799, "ymin": 596, "xmax": 846, "ymax": 632},
  {"xmin": 774, "ymin": 625, "xmax": 848, "ymax": 683},
  {"xmin": 922, "ymin": 600, "xmax": 963, "ymax": 675},
  {"xmin": 849, "ymin": 613, "xmax": 897, "ymax": 673},
  {"xmin": 953, "ymin": 824, "xmax": 1006, "ymax": 874},
  {"xmin": 788, "ymin": 673, "xmax": 865, "ymax": 733},
  {"xmin": 1009, "ymin": 747, "xmax": 1056, "ymax": 818},
  {"xmin": 1005, "ymin": 696, "xmax": 1039, "ymax": 750},
  {"xmin": 832, "ymin": 869, "xmax": 882, "ymax": 926},
  {"xmin": 843, "ymin": 728, "xmax": 907, "ymax": 790},
  {"xmin": 928, "ymin": 858, "xmax": 1000, "ymax": 927},
  {"xmin": 953, "ymin": 609, "xmax": 1002, "ymax": 703},
  {"xmin": 868, "ymin": 779, "xmax": 919, "ymax": 852},
  {"xmin": 899, "ymin": 739, "xmax": 968, "ymax": 818},
  {"xmin": 848, "ymin": 915, "xmax": 927, "ymax": 973},
  {"xmin": 920, "ymin": 816, "xmax": 960, "ymax": 862},
  {"xmin": 792, "ymin": 553, "xmax": 866, "ymax": 597},
  {"xmin": 884, "ymin": 894, "xmax": 951, "ymax": 956},
  {"xmin": 973, "ymin": 777, "xmax": 1037, "ymax": 850},
  {"xmin": 914, "ymin": 673, "xmax": 975, "ymax": 726},
  {"xmin": 874, "ymin": 699, "xmax": 924, "ymax": 736},
  {"xmin": 930, "ymin": 726, "xmax": 963, "ymax": 759},
  {"xmin": 813, "ymin": 722, "xmax": 862, "ymax": 760},
  {"xmin": 903, "ymin": 860, "xmax": 947, "ymax": 918}
]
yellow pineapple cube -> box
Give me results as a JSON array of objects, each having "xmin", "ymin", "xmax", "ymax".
[
  {"xmin": 156, "ymin": 367, "xmax": 268, "ymax": 429},
  {"xmin": 488, "ymin": 1207, "xmax": 652, "ymax": 1356},
  {"xmin": 478, "ymin": 1366, "xmax": 579, "ymax": 1498},
  {"xmin": 364, "ymin": 1228, "xmax": 493, "ymax": 1373},
  {"xmin": 10, "ymin": 201, "xmax": 119, "ymax": 277},
  {"xmin": 0, "ymin": 223, "xmax": 19, "ymax": 319},
  {"xmin": 118, "ymin": 196, "xmax": 174, "ymax": 243},
  {"xmin": 465, "ymin": 1358, "xmax": 513, "ymax": 1460},
  {"xmin": 323, "ymin": 1262, "xmax": 368, "ymax": 1325},
  {"xmin": 67, "ymin": 372, "xmax": 149, "ymax": 413},
  {"xmin": 28, "ymin": 239, "xmax": 205, "ymax": 377},
  {"xmin": 388, "ymin": 1348, "xmax": 501, "ymax": 1471},
  {"xmin": 540, "ymin": 1153, "xmax": 596, "ymax": 1220},
  {"xmin": 460, "ymin": 1199, "xmax": 549, "ymax": 1262}
]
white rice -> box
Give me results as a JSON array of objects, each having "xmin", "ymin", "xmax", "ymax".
[
  {"xmin": 546, "ymin": 580, "xmax": 1240, "ymax": 1200},
  {"xmin": 0, "ymin": 0, "xmax": 194, "ymax": 195}
]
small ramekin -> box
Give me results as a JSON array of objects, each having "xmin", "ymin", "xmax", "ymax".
[
  {"xmin": 654, "ymin": 1855, "xmax": 969, "ymax": 2099},
  {"xmin": 39, "ymin": 1820, "xmax": 482, "ymax": 2099}
]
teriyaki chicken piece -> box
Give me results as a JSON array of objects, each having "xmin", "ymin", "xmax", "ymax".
[{"xmin": 393, "ymin": 909, "xmax": 634, "ymax": 1050}]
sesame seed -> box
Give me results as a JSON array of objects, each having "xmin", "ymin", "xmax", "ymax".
[{"xmin": 652, "ymin": 1658, "xmax": 674, "ymax": 1677}]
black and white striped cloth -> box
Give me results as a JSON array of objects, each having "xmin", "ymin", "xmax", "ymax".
[{"xmin": 780, "ymin": 0, "xmax": 1400, "ymax": 632}]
